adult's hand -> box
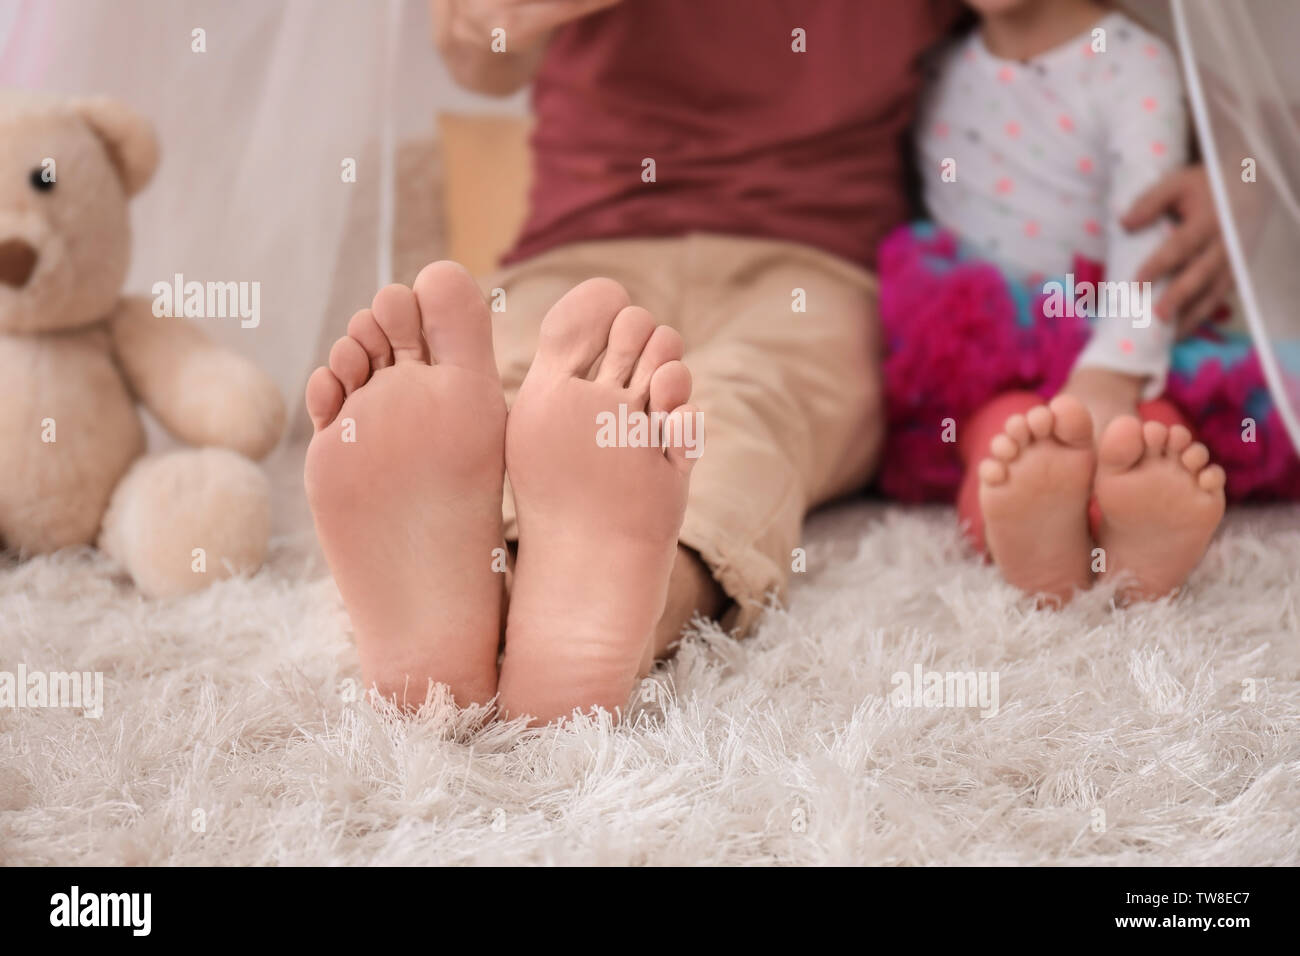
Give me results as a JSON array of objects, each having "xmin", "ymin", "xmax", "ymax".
[
  {"xmin": 1123, "ymin": 165, "xmax": 1234, "ymax": 338},
  {"xmin": 435, "ymin": 0, "xmax": 621, "ymax": 95},
  {"xmin": 438, "ymin": 0, "xmax": 621, "ymax": 57}
]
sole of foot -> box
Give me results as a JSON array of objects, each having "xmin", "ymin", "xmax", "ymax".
[
  {"xmin": 978, "ymin": 395, "xmax": 1097, "ymax": 606},
  {"xmin": 499, "ymin": 278, "xmax": 701, "ymax": 725},
  {"xmin": 1095, "ymin": 416, "xmax": 1225, "ymax": 601},
  {"xmin": 304, "ymin": 261, "xmax": 506, "ymax": 710}
]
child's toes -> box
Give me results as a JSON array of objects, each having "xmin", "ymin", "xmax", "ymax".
[
  {"xmin": 1098, "ymin": 415, "xmax": 1145, "ymax": 472},
  {"xmin": 1047, "ymin": 395, "xmax": 1094, "ymax": 447},
  {"xmin": 1199, "ymin": 463, "xmax": 1227, "ymax": 494},
  {"xmin": 1181, "ymin": 441, "xmax": 1210, "ymax": 472},
  {"xmin": 1003, "ymin": 413, "xmax": 1031, "ymax": 445},
  {"xmin": 1142, "ymin": 420, "xmax": 1169, "ymax": 456},
  {"xmin": 1166, "ymin": 423, "xmax": 1193, "ymax": 456},
  {"xmin": 978, "ymin": 458, "xmax": 1008, "ymax": 486},
  {"xmin": 1025, "ymin": 405, "xmax": 1053, "ymax": 439},
  {"xmin": 989, "ymin": 433, "xmax": 1020, "ymax": 462}
]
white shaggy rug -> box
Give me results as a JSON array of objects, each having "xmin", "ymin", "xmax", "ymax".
[{"xmin": 2, "ymin": 444, "xmax": 1298, "ymax": 866}]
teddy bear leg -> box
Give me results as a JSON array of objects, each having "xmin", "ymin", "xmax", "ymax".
[
  {"xmin": 98, "ymin": 448, "xmax": 271, "ymax": 597},
  {"xmin": 1, "ymin": 489, "xmax": 104, "ymax": 556}
]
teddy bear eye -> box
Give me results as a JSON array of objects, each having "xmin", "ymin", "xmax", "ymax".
[{"xmin": 29, "ymin": 168, "xmax": 55, "ymax": 192}]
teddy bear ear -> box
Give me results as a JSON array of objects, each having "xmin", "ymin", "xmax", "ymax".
[{"xmin": 70, "ymin": 97, "xmax": 160, "ymax": 196}]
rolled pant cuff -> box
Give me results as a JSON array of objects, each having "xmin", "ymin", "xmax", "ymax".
[{"xmin": 677, "ymin": 511, "xmax": 784, "ymax": 639}]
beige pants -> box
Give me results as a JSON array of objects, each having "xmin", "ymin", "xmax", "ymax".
[{"xmin": 485, "ymin": 233, "xmax": 883, "ymax": 634}]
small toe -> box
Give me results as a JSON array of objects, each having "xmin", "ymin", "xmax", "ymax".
[
  {"xmin": 1025, "ymin": 405, "xmax": 1053, "ymax": 439},
  {"xmin": 979, "ymin": 458, "xmax": 1008, "ymax": 485},
  {"xmin": 328, "ymin": 336, "xmax": 371, "ymax": 395},
  {"xmin": 371, "ymin": 283, "xmax": 427, "ymax": 363},
  {"xmin": 1003, "ymin": 414, "xmax": 1031, "ymax": 445},
  {"xmin": 1199, "ymin": 463, "xmax": 1226, "ymax": 493},
  {"xmin": 346, "ymin": 309, "xmax": 393, "ymax": 371},
  {"xmin": 305, "ymin": 367, "xmax": 344, "ymax": 431},
  {"xmin": 989, "ymin": 433, "xmax": 1019, "ymax": 462},
  {"xmin": 1142, "ymin": 420, "xmax": 1169, "ymax": 456},
  {"xmin": 628, "ymin": 325, "xmax": 685, "ymax": 403},
  {"xmin": 597, "ymin": 306, "xmax": 657, "ymax": 386},
  {"xmin": 648, "ymin": 359, "xmax": 692, "ymax": 416},
  {"xmin": 663, "ymin": 402, "xmax": 704, "ymax": 475},
  {"xmin": 1166, "ymin": 423, "xmax": 1194, "ymax": 456},
  {"xmin": 1181, "ymin": 442, "xmax": 1210, "ymax": 472}
]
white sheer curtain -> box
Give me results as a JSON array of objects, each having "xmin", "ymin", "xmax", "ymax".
[
  {"xmin": 5, "ymin": 0, "xmax": 1297, "ymax": 449},
  {"xmin": 1174, "ymin": 0, "xmax": 1300, "ymax": 449},
  {"xmin": 0, "ymin": 0, "xmax": 400, "ymax": 430}
]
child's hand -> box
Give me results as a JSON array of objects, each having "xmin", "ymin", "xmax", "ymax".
[{"xmin": 1060, "ymin": 367, "xmax": 1144, "ymax": 439}]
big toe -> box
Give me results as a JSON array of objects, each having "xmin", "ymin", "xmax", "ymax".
[
  {"xmin": 1047, "ymin": 394, "xmax": 1095, "ymax": 447},
  {"xmin": 535, "ymin": 277, "xmax": 631, "ymax": 377},
  {"xmin": 413, "ymin": 260, "xmax": 499, "ymax": 376},
  {"xmin": 1098, "ymin": 415, "xmax": 1146, "ymax": 473}
]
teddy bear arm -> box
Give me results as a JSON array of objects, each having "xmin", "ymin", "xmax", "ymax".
[{"xmin": 110, "ymin": 296, "xmax": 286, "ymax": 461}]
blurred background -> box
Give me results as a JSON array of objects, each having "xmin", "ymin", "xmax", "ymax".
[
  {"xmin": 0, "ymin": 0, "xmax": 529, "ymax": 441},
  {"xmin": 1, "ymin": 0, "xmax": 1297, "ymax": 448}
]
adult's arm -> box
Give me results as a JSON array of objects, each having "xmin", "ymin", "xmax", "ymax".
[
  {"xmin": 1124, "ymin": 166, "xmax": 1233, "ymax": 337},
  {"xmin": 432, "ymin": 0, "xmax": 621, "ymax": 96}
]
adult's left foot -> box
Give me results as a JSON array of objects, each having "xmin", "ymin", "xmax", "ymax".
[{"xmin": 304, "ymin": 262, "xmax": 507, "ymax": 710}]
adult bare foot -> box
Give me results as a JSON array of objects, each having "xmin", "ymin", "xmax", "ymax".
[
  {"xmin": 978, "ymin": 395, "xmax": 1096, "ymax": 605},
  {"xmin": 499, "ymin": 279, "xmax": 702, "ymax": 724},
  {"xmin": 304, "ymin": 261, "xmax": 506, "ymax": 710},
  {"xmin": 1095, "ymin": 417, "xmax": 1226, "ymax": 601}
]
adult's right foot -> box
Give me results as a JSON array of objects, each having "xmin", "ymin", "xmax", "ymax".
[
  {"xmin": 499, "ymin": 279, "xmax": 702, "ymax": 725},
  {"xmin": 304, "ymin": 262, "xmax": 506, "ymax": 710}
]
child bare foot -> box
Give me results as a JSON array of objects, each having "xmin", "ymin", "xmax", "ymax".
[
  {"xmin": 304, "ymin": 262, "xmax": 506, "ymax": 709},
  {"xmin": 1095, "ymin": 417, "xmax": 1226, "ymax": 601},
  {"xmin": 499, "ymin": 278, "xmax": 702, "ymax": 724},
  {"xmin": 978, "ymin": 395, "xmax": 1096, "ymax": 605}
]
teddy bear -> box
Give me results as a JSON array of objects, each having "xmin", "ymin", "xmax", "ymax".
[{"xmin": 0, "ymin": 90, "xmax": 285, "ymax": 597}]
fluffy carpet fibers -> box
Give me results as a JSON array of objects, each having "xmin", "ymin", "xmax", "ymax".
[{"xmin": 2, "ymin": 446, "xmax": 1298, "ymax": 866}]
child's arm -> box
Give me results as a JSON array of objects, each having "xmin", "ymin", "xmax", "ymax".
[{"xmin": 1070, "ymin": 33, "xmax": 1189, "ymax": 400}]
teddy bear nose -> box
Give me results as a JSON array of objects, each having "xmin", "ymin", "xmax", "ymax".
[{"xmin": 0, "ymin": 238, "xmax": 38, "ymax": 288}]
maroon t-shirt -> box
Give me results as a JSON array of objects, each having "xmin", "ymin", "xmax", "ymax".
[{"xmin": 505, "ymin": 0, "xmax": 958, "ymax": 269}]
